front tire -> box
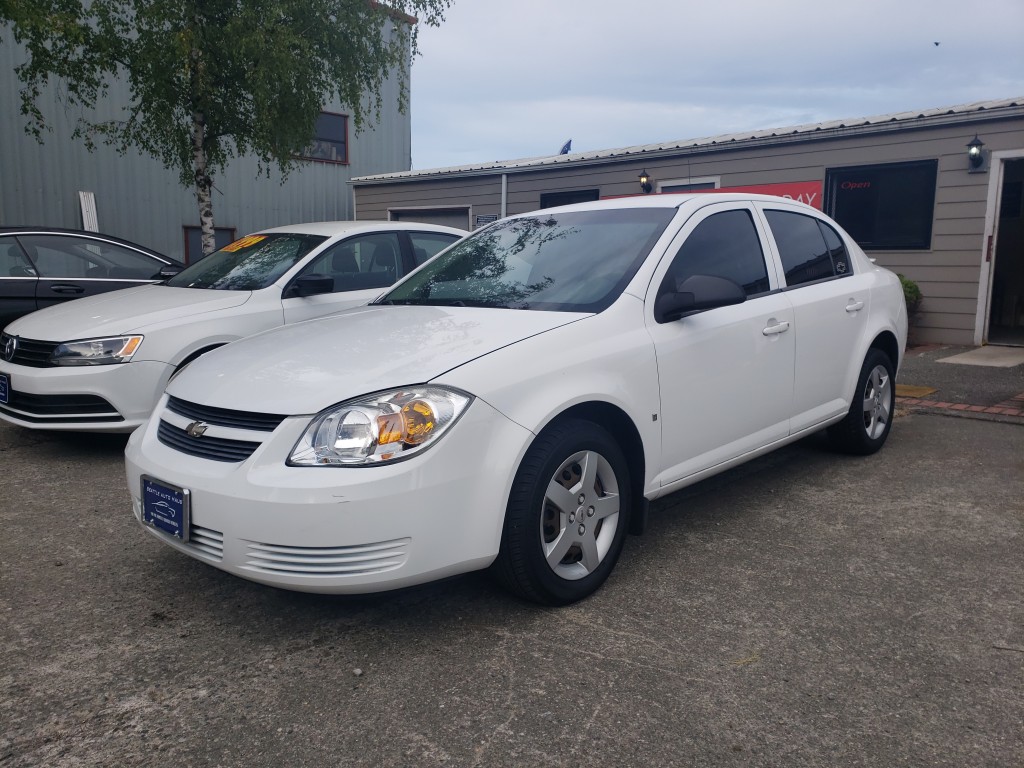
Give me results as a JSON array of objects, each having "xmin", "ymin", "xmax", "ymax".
[
  {"xmin": 492, "ymin": 419, "xmax": 632, "ymax": 605},
  {"xmin": 827, "ymin": 348, "xmax": 895, "ymax": 455}
]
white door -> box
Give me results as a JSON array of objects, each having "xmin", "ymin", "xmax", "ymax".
[
  {"xmin": 282, "ymin": 232, "xmax": 403, "ymax": 324},
  {"xmin": 647, "ymin": 203, "xmax": 795, "ymax": 488},
  {"xmin": 758, "ymin": 206, "xmax": 871, "ymax": 432}
]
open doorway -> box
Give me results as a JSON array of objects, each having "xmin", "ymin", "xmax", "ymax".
[{"xmin": 988, "ymin": 158, "xmax": 1024, "ymax": 345}]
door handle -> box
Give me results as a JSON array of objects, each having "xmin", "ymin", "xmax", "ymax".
[
  {"xmin": 762, "ymin": 320, "xmax": 790, "ymax": 336},
  {"xmin": 49, "ymin": 284, "xmax": 85, "ymax": 295},
  {"xmin": 845, "ymin": 299, "xmax": 865, "ymax": 313}
]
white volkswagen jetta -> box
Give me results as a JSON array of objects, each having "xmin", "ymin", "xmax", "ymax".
[
  {"xmin": 0, "ymin": 221, "xmax": 463, "ymax": 431},
  {"xmin": 125, "ymin": 194, "xmax": 906, "ymax": 605}
]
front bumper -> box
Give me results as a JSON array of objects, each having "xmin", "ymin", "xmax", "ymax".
[
  {"xmin": 0, "ymin": 359, "xmax": 172, "ymax": 432},
  {"xmin": 125, "ymin": 396, "xmax": 533, "ymax": 594}
]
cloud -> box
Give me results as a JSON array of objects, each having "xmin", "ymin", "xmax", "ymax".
[{"xmin": 411, "ymin": 0, "xmax": 1024, "ymax": 169}]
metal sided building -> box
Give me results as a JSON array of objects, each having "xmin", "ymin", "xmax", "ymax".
[
  {"xmin": 0, "ymin": 29, "xmax": 412, "ymax": 264},
  {"xmin": 352, "ymin": 98, "xmax": 1024, "ymax": 347}
]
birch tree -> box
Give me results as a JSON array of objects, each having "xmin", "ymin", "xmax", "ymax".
[{"xmin": 2, "ymin": 0, "xmax": 450, "ymax": 256}]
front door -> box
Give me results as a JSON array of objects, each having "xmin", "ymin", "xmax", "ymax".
[
  {"xmin": 988, "ymin": 158, "xmax": 1024, "ymax": 345},
  {"xmin": 647, "ymin": 203, "xmax": 794, "ymax": 488}
]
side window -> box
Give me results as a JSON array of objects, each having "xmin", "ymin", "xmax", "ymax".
[
  {"xmin": 818, "ymin": 220, "xmax": 851, "ymax": 276},
  {"xmin": 17, "ymin": 235, "xmax": 162, "ymax": 280},
  {"xmin": 297, "ymin": 232, "xmax": 403, "ymax": 293},
  {"xmin": 658, "ymin": 209, "xmax": 770, "ymax": 301},
  {"xmin": 409, "ymin": 232, "xmax": 460, "ymax": 267},
  {"xmin": 0, "ymin": 236, "xmax": 37, "ymax": 277},
  {"xmin": 765, "ymin": 210, "xmax": 848, "ymax": 287}
]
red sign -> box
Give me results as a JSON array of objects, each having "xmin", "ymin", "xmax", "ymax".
[
  {"xmin": 604, "ymin": 180, "xmax": 824, "ymax": 209},
  {"xmin": 700, "ymin": 181, "xmax": 824, "ymax": 209}
]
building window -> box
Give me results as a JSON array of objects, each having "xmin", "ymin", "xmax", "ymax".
[
  {"xmin": 657, "ymin": 176, "xmax": 720, "ymax": 193},
  {"xmin": 302, "ymin": 111, "xmax": 349, "ymax": 164},
  {"xmin": 183, "ymin": 226, "xmax": 237, "ymax": 264},
  {"xmin": 825, "ymin": 160, "xmax": 937, "ymax": 250},
  {"xmin": 540, "ymin": 189, "xmax": 600, "ymax": 209}
]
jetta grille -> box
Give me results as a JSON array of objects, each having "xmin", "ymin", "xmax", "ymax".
[
  {"xmin": 1, "ymin": 334, "xmax": 59, "ymax": 367},
  {"xmin": 157, "ymin": 419, "xmax": 260, "ymax": 463},
  {"xmin": 166, "ymin": 395, "xmax": 287, "ymax": 432}
]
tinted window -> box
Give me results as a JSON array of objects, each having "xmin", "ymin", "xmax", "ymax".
[
  {"xmin": 409, "ymin": 232, "xmax": 460, "ymax": 266},
  {"xmin": 382, "ymin": 208, "xmax": 675, "ymax": 313},
  {"xmin": 166, "ymin": 233, "xmax": 326, "ymax": 290},
  {"xmin": 296, "ymin": 233, "xmax": 404, "ymax": 292},
  {"xmin": 765, "ymin": 210, "xmax": 842, "ymax": 287},
  {"xmin": 17, "ymin": 235, "xmax": 162, "ymax": 279},
  {"xmin": 825, "ymin": 160, "xmax": 937, "ymax": 250},
  {"xmin": 539, "ymin": 189, "xmax": 600, "ymax": 209},
  {"xmin": 818, "ymin": 220, "xmax": 851, "ymax": 276},
  {"xmin": 659, "ymin": 209, "xmax": 769, "ymax": 299},
  {"xmin": 0, "ymin": 236, "xmax": 36, "ymax": 277},
  {"xmin": 302, "ymin": 112, "xmax": 348, "ymax": 163}
]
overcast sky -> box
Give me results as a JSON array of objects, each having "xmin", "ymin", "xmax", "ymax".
[{"xmin": 408, "ymin": 0, "xmax": 1024, "ymax": 170}]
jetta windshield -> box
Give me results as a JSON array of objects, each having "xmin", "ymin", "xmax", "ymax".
[
  {"xmin": 165, "ymin": 233, "xmax": 327, "ymax": 290},
  {"xmin": 378, "ymin": 208, "xmax": 675, "ymax": 312}
]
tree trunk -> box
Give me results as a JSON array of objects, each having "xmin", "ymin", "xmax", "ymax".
[{"xmin": 191, "ymin": 110, "xmax": 216, "ymax": 258}]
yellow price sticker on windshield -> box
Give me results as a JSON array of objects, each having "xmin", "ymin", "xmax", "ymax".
[{"xmin": 221, "ymin": 234, "xmax": 267, "ymax": 252}]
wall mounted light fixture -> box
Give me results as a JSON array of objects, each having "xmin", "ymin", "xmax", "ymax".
[
  {"xmin": 967, "ymin": 135, "xmax": 988, "ymax": 173},
  {"xmin": 639, "ymin": 170, "xmax": 653, "ymax": 194}
]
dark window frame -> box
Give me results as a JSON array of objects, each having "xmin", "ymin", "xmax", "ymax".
[
  {"xmin": 183, "ymin": 226, "xmax": 238, "ymax": 265},
  {"xmin": 824, "ymin": 159, "xmax": 938, "ymax": 251},
  {"xmin": 764, "ymin": 209, "xmax": 853, "ymax": 289},
  {"xmin": 539, "ymin": 189, "xmax": 601, "ymax": 209},
  {"xmin": 299, "ymin": 110, "xmax": 349, "ymax": 165}
]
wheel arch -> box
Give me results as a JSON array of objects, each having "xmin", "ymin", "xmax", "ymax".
[
  {"xmin": 868, "ymin": 330, "xmax": 901, "ymax": 373},
  {"xmin": 540, "ymin": 401, "xmax": 649, "ymax": 536}
]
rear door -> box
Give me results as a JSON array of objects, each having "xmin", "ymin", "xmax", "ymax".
[
  {"xmin": 0, "ymin": 236, "xmax": 38, "ymax": 330},
  {"xmin": 757, "ymin": 204, "xmax": 871, "ymax": 432}
]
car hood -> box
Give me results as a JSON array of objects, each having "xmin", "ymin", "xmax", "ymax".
[
  {"xmin": 4, "ymin": 285, "xmax": 252, "ymax": 340},
  {"xmin": 167, "ymin": 304, "xmax": 587, "ymax": 415}
]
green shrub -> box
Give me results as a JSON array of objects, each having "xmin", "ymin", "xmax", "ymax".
[{"xmin": 897, "ymin": 273, "xmax": 922, "ymax": 314}]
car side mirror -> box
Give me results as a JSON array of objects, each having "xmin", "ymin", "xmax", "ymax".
[
  {"xmin": 654, "ymin": 274, "xmax": 747, "ymax": 323},
  {"xmin": 288, "ymin": 274, "xmax": 335, "ymax": 298},
  {"xmin": 154, "ymin": 264, "xmax": 182, "ymax": 280}
]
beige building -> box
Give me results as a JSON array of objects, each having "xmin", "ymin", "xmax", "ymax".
[{"xmin": 353, "ymin": 98, "xmax": 1024, "ymax": 347}]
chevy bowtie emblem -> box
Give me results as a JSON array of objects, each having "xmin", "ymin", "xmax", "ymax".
[
  {"xmin": 185, "ymin": 421, "xmax": 209, "ymax": 438},
  {"xmin": 3, "ymin": 335, "xmax": 16, "ymax": 362}
]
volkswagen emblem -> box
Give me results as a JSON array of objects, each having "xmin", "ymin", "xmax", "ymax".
[
  {"xmin": 3, "ymin": 335, "xmax": 16, "ymax": 362},
  {"xmin": 185, "ymin": 421, "xmax": 209, "ymax": 438}
]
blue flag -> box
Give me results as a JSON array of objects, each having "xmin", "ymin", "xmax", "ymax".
[{"xmin": 558, "ymin": 139, "xmax": 572, "ymax": 155}]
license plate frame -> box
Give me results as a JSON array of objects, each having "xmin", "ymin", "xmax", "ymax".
[{"xmin": 141, "ymin": 476, "xmax": 190, "ymax": 542}]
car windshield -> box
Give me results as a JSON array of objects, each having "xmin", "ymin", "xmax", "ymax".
[
  {"xmin": 378, "ymin": 208, "xmax": 675, "ymax": 312},
  {"xmin": 165, "ymin": 233, "xmax": 327, "ymax": 290}
]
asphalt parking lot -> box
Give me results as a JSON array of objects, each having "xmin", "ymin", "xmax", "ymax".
[{"xmin": 1, "ymin": 411, "xmax": 1022, "ymax": 767}]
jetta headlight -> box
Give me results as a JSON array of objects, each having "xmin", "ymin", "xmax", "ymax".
[
  {"xmin": 288, "ymin": 386, "xmax": 473, "ymax": 466},
  {"xmin": 50, "ymin": 336, "xmax": 144, "ymax": 366}
]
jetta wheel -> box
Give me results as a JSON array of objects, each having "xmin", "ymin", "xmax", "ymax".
[
  {"xmin": 492, "ymin": 419, "xmax": 631, "ymax": 605},
  {"xmin": 828, "ymin": 348, "xmax": 896, "ymax": 455}
]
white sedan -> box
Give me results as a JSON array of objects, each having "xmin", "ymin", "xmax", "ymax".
[
  {"xmin": 125, "ymin": 194, "xmax": 907, "ymax": 605},
  {"xmin": 0, "ymin": 221, "xmax": 464, "ymax": 431}
]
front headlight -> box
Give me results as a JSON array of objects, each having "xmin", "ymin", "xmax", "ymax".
[
  {"xmin": 288, "ymin": 386, "xmax": 473, "ymax": 467},
  {"xmin": 50, "ymin": 336, "xmax": 144, "ymax": 366}
]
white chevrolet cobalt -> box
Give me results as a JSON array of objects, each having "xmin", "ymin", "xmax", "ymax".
[
  {"xmin": 0, "ymin": 222, "xmax": 463, "ymax": 430},
  {"xmin": 125, "ymin": 194, "xmax": 907, "ymax": 605}
]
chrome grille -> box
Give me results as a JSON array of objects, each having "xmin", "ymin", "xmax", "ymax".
[
  {"xmin": 166, "ymin": 395, "xmax": 287, "ymax": 432},
  {"xmin": 243, "ymin": 538, "xmax": 410, "ymax": 577},
  {"xmin": 157, "ymin": 419, "xmax": 260, "ymax": 463},
  {"xmin": 1, "ymin": 334, "xmax": 59, "ymax": 367}
]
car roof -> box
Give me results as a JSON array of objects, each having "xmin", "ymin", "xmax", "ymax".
[
  {"xmin": 515, "ymin": 192, "xmax": 823, "ymax": 216},
  {"xmin": 0, "ymin": 226, "xmax": 179, "ymax": 264},
  {"xmin": 254, "ymin": 221, "xmax": 467, "ymax": 237}
]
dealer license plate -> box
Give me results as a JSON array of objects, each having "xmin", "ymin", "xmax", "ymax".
[
  {"xmin": 0, "ymin": 373, "xmax": 9, "ymax": 405},
  {"xmin": 141, "ymin": 476, "xmax": 190, "ymax": 542}
]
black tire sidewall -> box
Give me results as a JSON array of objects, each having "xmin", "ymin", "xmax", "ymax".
[{"xmin": 500, "ymin": 420, "xmax": 632, "ymax": 605}]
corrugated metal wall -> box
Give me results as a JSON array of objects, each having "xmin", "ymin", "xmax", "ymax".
[
  {"xmin": 0, "ymin": 30, "xmax": 412, "ymax": 262},
  {"xmin": 355, "ymin": 116, "xmax": 1024, "ymax": 345}
]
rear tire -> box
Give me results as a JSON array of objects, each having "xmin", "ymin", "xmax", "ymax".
[
  {"xmin": 491, "ymin": 419, "xmax": 631, "ymax": 605},
  {"xmin": 827, "ymin": 348, "xmax": 895, "ymax": 455}
]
